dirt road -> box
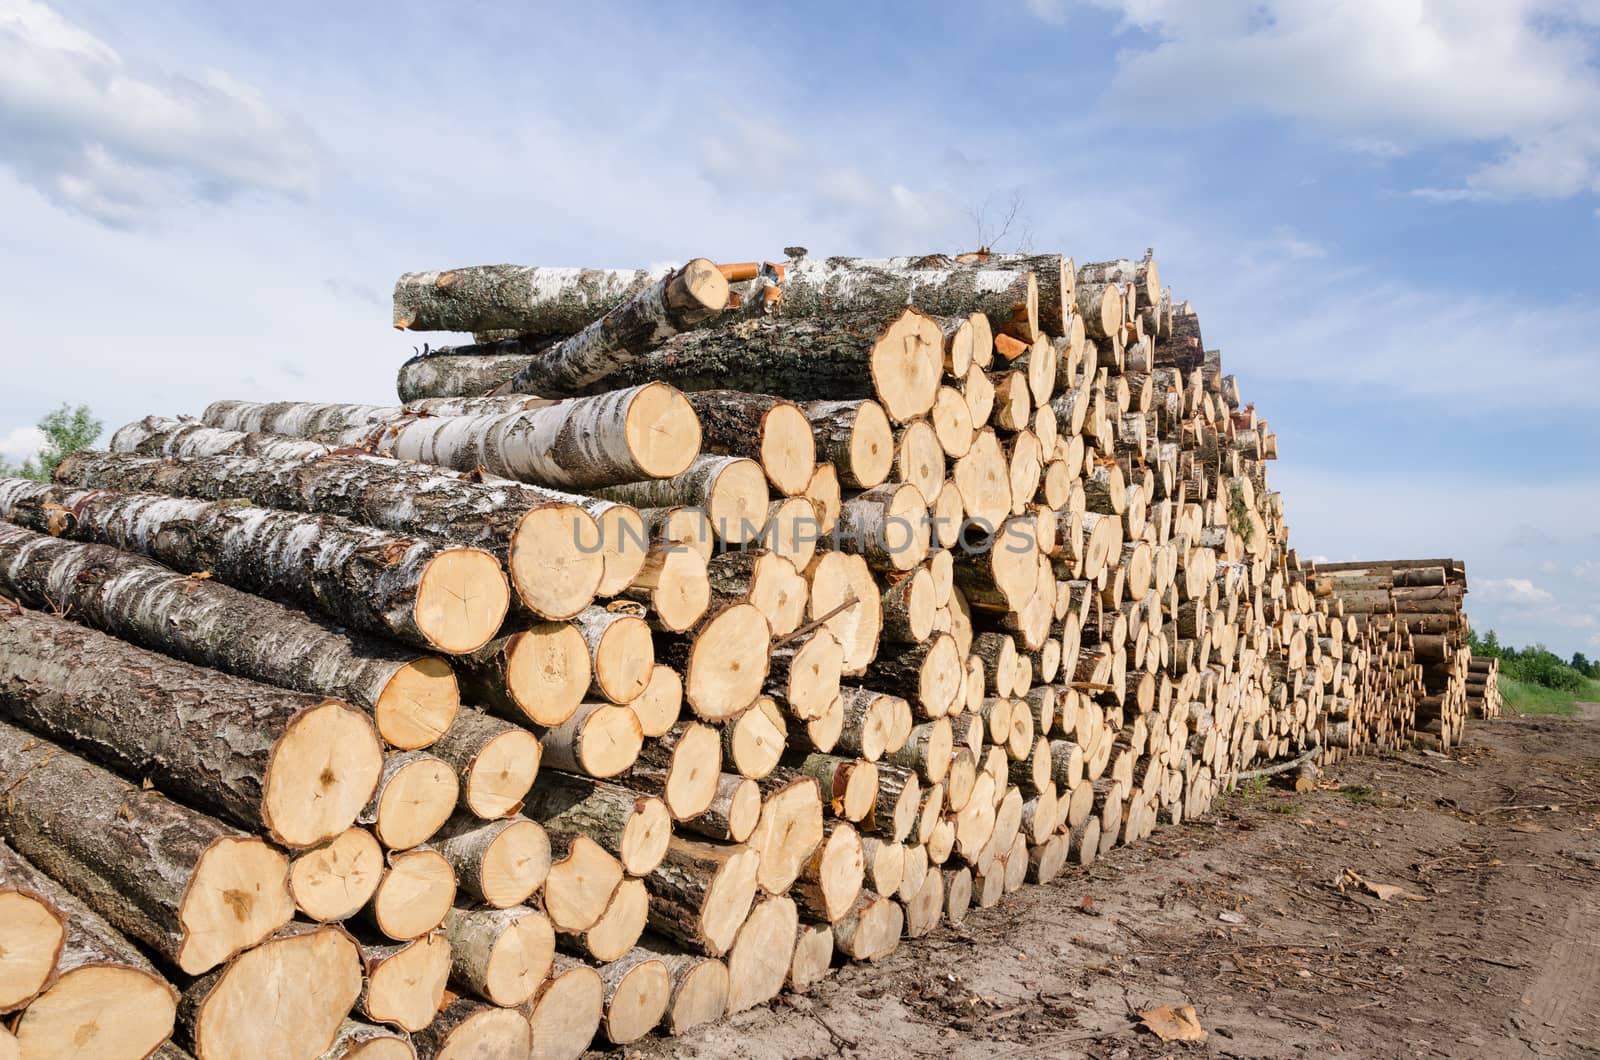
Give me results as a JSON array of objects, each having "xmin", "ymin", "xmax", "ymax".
[{"xmin": 636, "ymin": 706, "xmax": 1600, "ymax": 1058}]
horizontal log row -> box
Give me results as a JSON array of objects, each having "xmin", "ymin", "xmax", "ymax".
[{"xmin": 0, "ymin": 248, "xmax": 1485, "ymax": 1059}]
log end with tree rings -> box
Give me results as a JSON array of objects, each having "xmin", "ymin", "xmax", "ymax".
[
  {"xmin": 289, "ymin": 827, "xmax": 384, "ymax": 922},
  {"xmin": 591, "ymin": 502, "xmax": 650, "ymax": 597},
  {"xmin": 664, "ymin": 954, "xmax": 730, "ymax": 1034},
  {"xmin": 868, "ymin": 309, "xmax": 944, "ymax": 423},
  {"xmin": 411, "ymin": 547, "xmax": 511, "ymax": 655},
  {"xmin": 685, "ymin": 603, "xmax": 771, "ymax": 721},
  {"xmin": 804, "ymin": 462, "xmax": 842, "ymax": 536},
  {"xmin": 428, "ymin": 999, "xmax": 535, "ymax": 1060},
  {"xmin": 362, "ymin": 933, "xmax": 450, "ymax": 1031},
  {"xmin": 622, "ymin": 382, "xmax": 703, "ymax": 480},
  {"xmin": 365, "ymin": 753, "xmax": 459, "ymax": 850},
  {"xmin": 505, "ymin": 622, "xmax": 592, "ymax": 728},
  {"xmin": 524, "ymin": 962, "xmax": 603, "ymax": 1060},
  {"xmin": 507, "ymin": 503, "xmax": 606, "ymax": 620},
  {"xmin": 15, "ymin": 964, "xmax": 176, "ymax": 1060},
  {"xmin": 175, "ymin": 837, "xmax": 295, "ymax": 975},
  {"xmin": 365, "ymin": 847, "xmax": 455, "ymax": 940},
  {"xmin": 187, "ymin": 925, "xmax": 363, "ymax": 1060},
  {"xmin": 373, "ymin": 656, "xmax": 460, "ymax": 751},
  {"xmin": 758, "ymin": 401, "xmax": 819, "ymax": 498},
  {"xmin": 848, "ymin": 399, "xmax": 895, "ymax": 489},
  {"xmin": 460, "ymin": 724, "xmax": 541, "ymax": 820},
  {"xmin": 262, "ymin": 699, "xmax": 385, "ymax": 850},
  {"xmin": 630, "ymin": 664, "xmax": 685, "ymax": 739},
  {"xmin": 601, "ymin": 954, "xmax": 672, "ymax": 1045},
  {"xmin": 724, "ymin": 895, "xmax": 799, "ymax": 1015},
  {"xmin": 473, "ymin": 819, "xmax": 551, "ymax": 909},
  {"xmin": 640, "ymin": 542, "xmax": 712, "ymax": 634},
  {"xmin": 0, "ymin": 888, "xmax": 64, "ymax": 1011}
]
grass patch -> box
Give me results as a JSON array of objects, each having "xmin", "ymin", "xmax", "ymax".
[
  {"xmin": 1229, "ymin": 776, "xmax": 1269, "ymax": 799},
  {"xmin": 1266, "ymin": 800, "xmax": 1299, "ymax": 815},
  {"xmin": 1340, "ymin": 784, "xmax": 1376, "ymax": 803},
  {"xmin": 1500, "ymin": 675, "xmax": 1600, "ymax": 717}
]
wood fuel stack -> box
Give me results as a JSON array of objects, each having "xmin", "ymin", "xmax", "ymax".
[
  {"xmin": 0, "ymin": 248, "xmax": 1479, "ymax": 1058},
  {"xmin": 1466, "ymin": 656, "xmax": 1503, "ymax": 719}
]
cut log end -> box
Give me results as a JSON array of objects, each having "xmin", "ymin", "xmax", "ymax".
[
  {"xmin": 604, "ymin": 957, "xmax": 672, "ymax": 1044},
  {"xmin": 686, "ymin": 604, "xmax": 772, "ymax": 721},
  {"xmin": 664, "ymin": 956, "xmax": 729, "ymax": 1034},
  {"xmin": 367, "ymin": 848, "xmax": 456, "ymax": 940},
  {"xmin": 477, "ymin": 819, "xmax": 552, "ymax": 909},
  {"xmin": 189, "ymin": 926, "xmax": 363, "ymax": 1060},
  {"xmin": 176, "ymin": 837, "xmax": 295, "ymax": 975},
  {"xmin": 525, "ymin": 964, "xmax": 603, "ymax": 1060},
  {"xmin": 264, "ymin": 700, "xmax": 385, "ymax": 850},
  {"xmin": 16, "ymin": 965, "xmax": 176, "ymax": 1060},
  {"xmin": 593, "ymin": 612, "xmax": 655, "ymax": 704},
  {"xmin": 593, "ymin": 505, "xmax": 649, "ymax": 596},
  {"xmin": 463, "ymin": 726, "xmax": 541, "ymax": 819},
  {"xmin": 290, "ymin": 826, "xmax": 384, "ymax": 922},
  {"xmin": 0, "ymin": 889, "xmax": 64, "ymax": 1011},
  {"xmin": 760, "ymin": 402, "xmax": 820, "ymax": 497},
  {"xmin": 370, "ymin": 754, "xmax": 459, "ymax": 850},
  {"xmin": 508, "ymin": 504, "xmax": 606, "ymax": 620},
  {"xmin": 725, "ymin": 896, "xmax": 799, "ymax": 1014},
  {"xmin": 414, "ymin": 548, "xmax": 511, "ymax": 654},
  {"xmin": 374, "ymin": 656, "xmax": 461, "ymax": 750},
  {"xmin": 505, "ymin": 622, "xmax": 591, "ymax": 728},
  {"xmin": 625, "ymin": 382, "xmax": 703, "ymax": 480},
  {"xmin": 631, "ymin": 664, "xmax": 685, "ymax": 738},
  {"xmin": 870, "ymin": 310, "xmax": 944, "ymax": 423},
  {"xmin": 364, "ymin": 934, "xmax": 450, "ymax": 1031}
]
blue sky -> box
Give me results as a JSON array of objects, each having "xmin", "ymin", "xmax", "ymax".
[{"xmin": 2, "ymin": 0, "xmax": 1598, "ymax": 655}]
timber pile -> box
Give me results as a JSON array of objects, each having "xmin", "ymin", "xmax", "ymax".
[
  {"xmin": 1466, "ymin": 656, "xmax": 1503, "ymax": 719},
  {"xmin": 0, "ymin": 248, "xmax": 1480, "ymax": 1058},
  {"xmin": 1312, "ymin": 559, "xmax": 1472, "ymax": 752}
]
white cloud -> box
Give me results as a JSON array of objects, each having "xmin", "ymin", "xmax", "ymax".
[
  {"xmin": 0, "ymin": 425, "xmax": 45, "ymax": 460},
  {"xmin": 1478, "ymin": 578, "xmax": 1556, "ymax": 606},
  {"xmin": 1026, "ymin": 0, "xmax": 1068, "ymax": 23},
  {"xmin": 0, "ymin": 0, "xmax": 320, "ymax": 226},
  {"xmin": 1070, "ymin": 0, "xmax": 1600, "ymax": 200}
]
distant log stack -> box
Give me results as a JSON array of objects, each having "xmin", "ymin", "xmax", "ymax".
[
  {"xmin": 1466, "ymin": 656, "xmax": 1503, "ymax": 719},
  {"xmin": 1313, "ymin": 559, "xmax": 1472, "ymax": 752},
  {"xmin": 0, "ymin": 246, "xmax": 1484, "ymax": 1056}
]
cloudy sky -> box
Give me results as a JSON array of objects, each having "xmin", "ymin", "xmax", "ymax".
[{"xmin": 2, "ymin": 0, "xmax": 1597, "ymax": 655}]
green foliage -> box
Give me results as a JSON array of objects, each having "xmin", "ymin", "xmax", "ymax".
[
  {"xmin": 0, "ymin": 404, "xmax": 101, "ymax": 482},
  {"xmin": 1339, "ymin": 784, "xmax": 1375, "ymax": 803},
  {"xmin": 1571, "ymin": 652, "xmax": 1596, "ymax": 678},
  {"xmin": 1227, "ymin": 482, "xmax": 1255, "ymax": 547},
  {"xmin": 1498, "ymin": 675, "xmax": 1597, "ymax": 717}
]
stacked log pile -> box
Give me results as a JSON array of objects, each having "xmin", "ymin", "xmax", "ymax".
[
  {"xmin": 0, "ymin": 248, "xmax": 1481, "ymax": 1058},
  {"xmin": 1312, "ymin": 559, "xmax": 1472, "ymax": 752},
  {"xmin": 1466, "ymin": 656, "xmax": 1503, "ymax": 719}
]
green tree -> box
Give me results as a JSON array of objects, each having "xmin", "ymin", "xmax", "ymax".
[
  {"xmin": 1482, "ymin": 629, "xmax": 1501, "ymax": 657},
  {"xmin": 1573, "ymin": 652, "xmax": 1595, "ymax": 678},
  {"xmin": 0, "ymin": 405, "xmax": 102, "ymax": 482}
]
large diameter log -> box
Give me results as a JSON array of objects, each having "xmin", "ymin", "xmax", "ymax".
[
  {"xmin": 630, "ymin": 720, "xmax": 723, "ymax": 821},
  {"xmin": 679, "ymin": 391, "xmax": 818, "ymax": 497},
  {"xmin": 580, "ymin": 307, "xmax": 945, "ymax": 424},
  {"xmin": 0, "ymin": 607, "xmax": 382, "ymax": 848},
  {"xmin": 748, "ymin": 777, "xmax": 825, "ymax": 893},
  {"xmin": 0, "ymin": 724, "xmax": 293, "ymax": 976},
  {"xmin": 644, "ymin": 837, "xmax": 760, "ymax": 958},
  {"xmin": 793, "ymin": 823, "xmax": 865, "ymax": 924},
  {"xmin": 658, "ymin": 602, "xmax": 773, "ymax": 721},
  {"xmin": 56, "ymin": 449, "xmax": 605, "ymax": 621},
  {"xmin": 312, "ymin": 384, "xmax": 702, "ymax": 491},
  {"xmin": 724, "ymin": 895, "xmax": 799, "ymax": 1015},
  {"xmin": 0, "ymin": 521, "xmax": 458, "ymax": 751},
  {"xmin": 0, "ymin": 481, "xmax": 508, "ymax": 655},
  {"xmin": 773, "ymin": 255, "xmax": 1039, "ymax": 344},
  {"xmin": 499, "ymin": 258, "xmax": 730, "ymax": 394},
  {"xmin": 803, "ymin": 550, "xmax": 884, "ymax": 675},
  {"xmin": 1, "ymin": 840, "xmax": 177, "ymax": 1060},
  {"xmin": 393, "ymin": 261, "xmax": 672, "ymax": 334},
  {"xmin": 805, "ymin": 399, "xmax": 894, "ymax": 489},
  {"xmin": 181, "ymin": 923, "xmax": 363, "ymax": 1060},
  {"xmin": 522, "ymin": 772, "xmax": 672, "ymax": 877},
  {"xmin": 397, "ymin": 349, "xmax": 536, "ymax": 401}
]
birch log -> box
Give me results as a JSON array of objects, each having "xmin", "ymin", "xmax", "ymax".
[
  {"xmin": 0, "ymin": 606, "xmax": 383, "ymax": 848},
  {"xmin": 0, "ymin": 521, "xmax": 459, "ymax": 750},
  {"xmin": 393, "ymin": 262, "xmax": 672, "ymax": 333},
  {"xmin": 398, "ymin": 349, "xmax": 539, "ymax": 401},
  {"xmin": 497, "ymin": 258, "xmax": 730, "ymax": 394},
  {"xmin": 55, "ymin": 449, "xmax": 606, "ymax": 621},
  {"xmin": 0, "ymin": 480, "xmax": 509, "ymax": 655},
  {"xmin": 0, "ymin": 723, "xmax": 294, "ymax": 975},
  {"xmin": 0, "ymin": 840, "xmax": 178, "ymax": 1060}
]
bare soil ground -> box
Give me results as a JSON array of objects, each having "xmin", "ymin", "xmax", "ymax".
[{"xmin": 633, "ymin": 704, "xmax": 1600, "ymax": 1059}]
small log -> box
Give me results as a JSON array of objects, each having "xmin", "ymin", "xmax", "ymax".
[
  {"xmin": 289, "ymin": 827, "xmax": 385, "ymax": 922},
  {"xmin": 360, "ymin": 751, "xmax": 459, "ymax": 850},
  {"xmin": 523, "ymin": 772, "xmax": 672, "ymax": 877},
  {"xmin": 361, "ymin": 847, "xmax": 456, "ymax": 941},
  {"xmin": 805, "ymin": 399, "xmax": 894, "ymax": 489},
  {"xmin": 357, "ymin": 933, "xmax": 451, "ymax": 1032},
  {"xmin": 724, "ymin": 896, "xmax": 800, "ymax": 1014},
  {"xmin": 521, "ymin": 962, "xmax": 602, "ymax": 1060},
  {"xmin": 430, "ymin": 707, "xmax": 541, "ymax": 820},
  {"xmin": 432, "ymin": 816, "xmax": 549, "ymax": 909},
  {"xmin": 418, "ymin": 997, "xmax": 532, "ymax": 1060},
  {"xmin": 444, "ymin": 904, "xmax": 555, "ymax": 1008}
]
